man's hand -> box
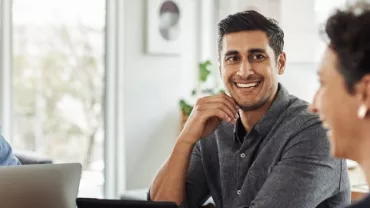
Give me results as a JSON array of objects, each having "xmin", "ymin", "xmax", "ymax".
[
  {"xmin": 179, "ymin": 93, "xmax": 239, "ymax": 145},
  {"xmin": 150, "ymin": 93, "xmax": 238, "ymax": 205}
]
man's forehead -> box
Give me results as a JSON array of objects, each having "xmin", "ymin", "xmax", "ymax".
[
  {"xmin": 224, "ymin": 30, "xmax": 268, "ymax": 42},
  {"xmin": 221, "ymin": 31, "xmax": 271, "ymax": 54}
]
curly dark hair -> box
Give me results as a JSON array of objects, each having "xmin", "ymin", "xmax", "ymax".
[
  {"xmin": 217, "ymin": 10, "xmax": 284, "ymax": 58},
  {"xmin": 324, "ymin": 2, "xmax": 370, "ymax": 93}
]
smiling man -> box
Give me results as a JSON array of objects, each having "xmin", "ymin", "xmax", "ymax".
[{"xmin": 149, "ymin": 11, "xmax": 350, "ymax": 208}]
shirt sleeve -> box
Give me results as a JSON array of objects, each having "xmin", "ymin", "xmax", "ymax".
[
  {"xmin": 147, "ymin": 142, "xmax": 210, "ymax": 207},
  {"xmin": 0, "ymin": 135, "xmax": 21, "ymax": 166},
  {"xmin": 181, "ymin": 141, "xmax": 210, "ymax": 208},
  {"xmin": 248, "ymin": 122, "xmax": 350, "ymax": 208}
]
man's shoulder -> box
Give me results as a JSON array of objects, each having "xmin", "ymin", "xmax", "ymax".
[
  {"xmin": 282, "ymin": 94, "xmax": 322, "ymax": 131},
  {"xmin": 276, "ymin": 95, "xmax": 329, "ymax": 150},
  {"xmin": 261, "ymin": 94, "xmax": 328, "ymax": 155}
]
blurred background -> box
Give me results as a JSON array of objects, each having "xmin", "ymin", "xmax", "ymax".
[{"xmin": 0, "ymin": 0, "xmax": 353, "ymax": 200}]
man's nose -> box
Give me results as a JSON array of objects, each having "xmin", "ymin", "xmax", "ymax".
[{"xmin": 237, "ymin": 60, "xmax": 254, "ymax": 77}]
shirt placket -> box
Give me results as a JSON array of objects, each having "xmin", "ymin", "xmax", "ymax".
[
  {"xmin": 235, "ymin": 136, "xmax": 248, "ymax": 197},
  {"xmin": 237, "ymin": 132, "xmax": 259, "ymax": 198}
]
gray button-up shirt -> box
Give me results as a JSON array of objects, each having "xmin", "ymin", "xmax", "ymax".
[{"xmin": 183, "ymin": 84, "xmax": 350, "ymax": 208}]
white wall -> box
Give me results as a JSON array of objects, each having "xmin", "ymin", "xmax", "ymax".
[
  {"xmin": 278, "ymin": 63, "xmax": 319, "ymax": 102},
  {"xmin": 122, "ymin": 0, "xmax": 199, "ymax": 190}
]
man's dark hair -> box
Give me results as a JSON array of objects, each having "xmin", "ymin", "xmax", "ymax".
[
  {"xmin": 217, "ymin": 10, "xmax": 284, "ymax": 58},
  {"xmin": 324, "ymin": 2, "xmax": 370, "ymax": 93}
]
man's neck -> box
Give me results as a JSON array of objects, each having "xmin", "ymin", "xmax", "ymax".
[{"xmin": 239, "ymin": 92, "xmax": 278, "ymax": 132}]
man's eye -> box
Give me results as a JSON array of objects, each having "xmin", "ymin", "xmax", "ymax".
[
  {"xmin": 226, "ymin": 56, "xmax": 238, "ymax": 62},
  {"xmin": 251, "ymin": 54, "xmax": 266, "ymax": 61}
]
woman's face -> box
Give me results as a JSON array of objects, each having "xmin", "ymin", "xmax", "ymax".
[{"xmin": 311, "ymin": 47, "xmax": 363, "ymax": 159}]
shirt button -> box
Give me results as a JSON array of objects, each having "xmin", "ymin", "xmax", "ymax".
[
  {"xmin": 237, "ymin": 190, "xmax": 241, "ymax": 195},
  {"xmin": 240, "ymin": 153, "xmax": 245, "ymax": 158}
]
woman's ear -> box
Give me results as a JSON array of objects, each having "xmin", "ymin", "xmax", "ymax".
[
  {"xmin": 363, "ymin": 75, "xmax": 370, "ymax": 107},
  {"xmin": 277, "ymin": 52, "xmax": 286, "ymax": 75},
  {"xmin": 356, "ymin": 75, "xmax": 370, "ymax": 103},
  {"xmin": 355, "ymin": 75, "xmax": 370, "ymax": 119}
]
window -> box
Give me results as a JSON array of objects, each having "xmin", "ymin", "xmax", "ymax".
[{"xmin": 12, "ymin": 0, "xmax": 106, "ymax": 197}]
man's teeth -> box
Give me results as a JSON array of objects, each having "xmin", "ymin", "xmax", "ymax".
[{"xmin": 236, "ymin": 82, "xmax": 259, "ymax": 88}]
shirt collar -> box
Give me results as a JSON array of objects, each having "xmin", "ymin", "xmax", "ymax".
[
  {"xmin": 233, "ymin": 83, "xmax": 291, "ymax": 141},
  {"xmin": 234, "ymin": 117, "xmax": 246, "ymax": 142}
]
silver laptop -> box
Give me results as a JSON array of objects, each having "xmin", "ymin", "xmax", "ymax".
[{"xmin": 0, "ymin": 163, "xmax": 82, "ymax": 208}]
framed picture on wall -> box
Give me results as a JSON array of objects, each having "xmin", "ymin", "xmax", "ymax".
[{"xmin": 146, "ymin": 0, "xmax": 181, "ymax": 55}]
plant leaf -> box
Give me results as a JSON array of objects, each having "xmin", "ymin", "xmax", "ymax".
[
  {"xmin": 219, "ymin": 89, "xmax": 226, "ymax": 93},
  {"xmin": 179, "ymin": 99, "xmax": 194, "ymax": 116},
  {"xmin": 199, "ymin": 60, "xmax": 212, "ymax": 82}
]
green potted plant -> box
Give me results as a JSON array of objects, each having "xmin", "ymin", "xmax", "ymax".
[{"xmin": 179, "ymin": 60, "xmax": 224, "ymax": 129}]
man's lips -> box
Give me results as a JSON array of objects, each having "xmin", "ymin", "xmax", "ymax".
[{"xmin": 233, "ymin": 81, "xmax": 261, "ymax": 88}]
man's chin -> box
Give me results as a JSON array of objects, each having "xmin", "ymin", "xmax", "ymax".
[{"xmin": 237, "ymin": 100, "xmax": 266, "ymax": 111}]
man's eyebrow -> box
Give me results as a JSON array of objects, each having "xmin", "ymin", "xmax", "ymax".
[
  {"xmin": 223, "ymin": 48, "xmax": 266, "ymax": 57},
  {"xmin": 224, "ymin": 50, "xmax": 239, "ymax": 57},
  {"xmin": 248, "ymin": 48, "xmax": 266, "ymax": 53}
]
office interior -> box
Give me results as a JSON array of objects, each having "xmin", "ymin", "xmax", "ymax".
[{"xmin": 0, "ymin": 0, "xmax": 366, "ymax": 203}]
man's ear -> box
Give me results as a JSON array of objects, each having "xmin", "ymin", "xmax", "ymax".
[
  {"xmin": 218, "ymin": 60, "xmax": 222, "ymax": 77},
  {"xmin": 277, "ymin": 52, "xmax": 286, "ymax": 75}
]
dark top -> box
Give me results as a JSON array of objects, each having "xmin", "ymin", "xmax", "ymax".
[
  {"xmin": 348, "ymin": 195, "xmax": 370, "ymax": 208},
  {"xmin": 182, "ymin": 84, "xmax": 350, "ymax": 208}
]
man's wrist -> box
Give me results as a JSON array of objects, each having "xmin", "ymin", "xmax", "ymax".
[
  {"xmin": 174, "ymin": 135, "xmax": 196, "ymax": 153},
  {"xmin": 177, "ymin": 133, "xmax": 199, "ymax": 146}
]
